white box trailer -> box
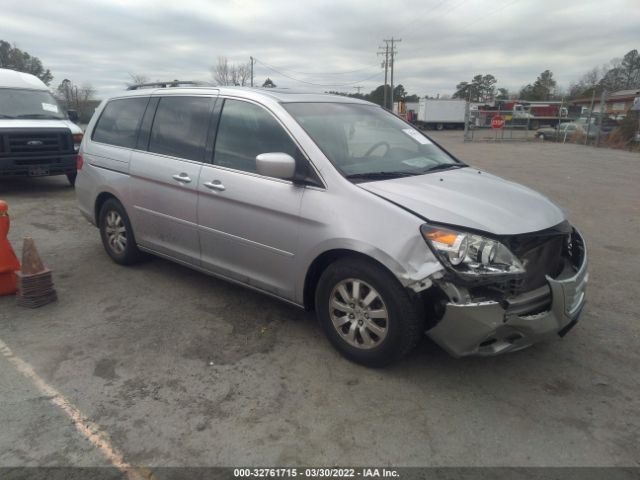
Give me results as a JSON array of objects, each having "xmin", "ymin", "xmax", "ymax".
[{"xmin": 416, "ymin": 99, "xmax": 467, "ymax": 130}]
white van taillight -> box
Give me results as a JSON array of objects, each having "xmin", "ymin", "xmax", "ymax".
[
  {"xmin": 73, "ymin": 133, "xmax": 83, "ymax": 152},
  {"xmin": 76, "ymin": 153, "xmax": 84, "ymax": 170}
]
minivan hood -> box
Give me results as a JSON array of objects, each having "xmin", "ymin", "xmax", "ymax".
[
  {"xmin": 0, "ymin": 119, "xmax": 83, "ymax": 134},
  {"xmin": 359, "ymin": 167, "xmax": 566, "ymax": 235}
]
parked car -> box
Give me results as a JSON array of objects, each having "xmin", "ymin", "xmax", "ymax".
[
  {"xmin": 0, "ymin": 68, "xmax": 83, "ymax": 185},
  {"xmin": 76, "ymin": 85, "xmax": 588, "ymax": 366},
  {"xmin": 535, "ymin": 121, "xmax": 608, "ymax": 141}
]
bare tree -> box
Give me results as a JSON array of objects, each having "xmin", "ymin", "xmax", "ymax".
[
  {"xmin": 55, "ymin": 78, "xmax": 97, "ymax": 123},
  {"xmin": 212, "ymin": 57, "xmax": 251, "ymax": 86},
  {"xmin": 126, "ymin": 73, "xmax": 149, "ymax": 88},
  {"xmin": 234, "ymin": 62, "xmax": 251, "ymax": 86},
  {"xmin": 213, "ymin": 56, "xmax": 232, "ymax": 86},
  {"xmin": 79, "ymin": 83, "xmax": 96, "ymax": 103},
  {"xmin": 56, "ymin": 79, "xmax": 77, "ymax": 106}
]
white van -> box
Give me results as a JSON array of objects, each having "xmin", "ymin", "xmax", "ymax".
[{"xmin": 0, "ymin": 68, "xmax": 84, "ymax": 185}]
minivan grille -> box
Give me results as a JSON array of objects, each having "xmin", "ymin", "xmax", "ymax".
[
  {"xmin": 517, "ymin": 235, "xmax": 565, "ymax": 291},
  {"xmin": 0, "ymin": 130, "xmax": 73, "ymax": 157}
]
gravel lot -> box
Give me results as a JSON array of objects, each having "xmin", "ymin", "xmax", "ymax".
[{"xmin": 1, "ymin": 132, "xmax": 639, "ymax": 468}]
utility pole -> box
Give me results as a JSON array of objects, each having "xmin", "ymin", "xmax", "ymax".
[
  {"xmin": 386, "ymin": 37, "xmax": 401, "ymax": 112},
  {"xmin": 595, "ymin": 90, "xmax": 607, "ymax": 147},
  {"xmin": 377, "ymin": 43, "xmax": 389, "ymax": 109},
  {"xmin": 354, "ymin": 86, "xmax": 363, "ymax": 95},
  {"xmin": 250, "ymin": 56, "xmax": 256, "ymax": 87},
  {"xmin": 584, "ymin": 90, "xmax": 596, "ymax": 145}
]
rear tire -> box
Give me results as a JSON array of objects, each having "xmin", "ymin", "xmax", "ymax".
[
  {"xmin": 98, "ymin": 198, "xmax": 146, "ymax": 265},
  {"xmin": 315, "ymin": 258, "xmax": 424, "ymax": 367},
  {"xmin": 67, "ymin": 172, "xmax": 77, "ymax": 187}
]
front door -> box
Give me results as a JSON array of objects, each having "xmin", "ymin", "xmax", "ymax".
[{"xmin": 197, "ymin": 98, "xmax": 305, "ymax": 299}]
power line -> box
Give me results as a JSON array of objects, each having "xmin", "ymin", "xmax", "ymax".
[
  {"xmin": 387, "ymin": 0, "xmax": 520, "ymax": 96},
  {"xmin": 402, "ymin": 0, "xmax": 518, "ymax": 45},
  {"xmin": 400, "ymin": 0, "xmax": 450, "ymax": 35},
  {"xmin": 253, "ymin": 58, "xmax": 383, "ymax": 87},
  {"xmin": 461, "ymin": 0, "xmax": 521, "ymax": 29},
  {"xmin": 255, "ymin": 62, "xmax": 381, "ymax": 77},
  {"xmin": 249, "ymin": 0, "xmax": 520, "ymax": 94}
]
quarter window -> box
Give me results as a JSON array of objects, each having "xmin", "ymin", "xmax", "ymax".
[
  {"xmin": 149, "ymin": 96, "xmax": 213, "ymax": 161},
  {"xmin": 92, "ymin": 97, "xmax": 148, "ymax": 148},
  {"xmin": 214, "ymin": 99, "xmax": 298, "ymax": 174}
]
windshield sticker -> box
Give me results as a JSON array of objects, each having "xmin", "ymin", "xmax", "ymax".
[
  {"xmin": 402, "ymin": 157, "xmax": 432, "ymax": 168},
  {"xmin": 41, "ymin": 103, "xmax": 59, "ymax": 113},
  {"xmin": 402, "ymin": 128, "xmax": 431, "ymax": 144}
]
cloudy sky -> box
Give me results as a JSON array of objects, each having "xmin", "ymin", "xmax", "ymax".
[{"xmin": 2, "ymin": 0, "xmax": 639, "ymax": 98}]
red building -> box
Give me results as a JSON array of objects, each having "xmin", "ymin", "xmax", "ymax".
[{"xmin": 572, "ymin": 89, "xmax": 640, "ymax": 119}]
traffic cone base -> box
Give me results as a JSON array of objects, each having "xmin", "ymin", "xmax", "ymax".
[
  {"xmin": 16, "ymin": 237, "xmax": 57, "ymax": 308},
  {"xmin": 0, "ymin": 272, "xmax": 17, "ymax": 295}
]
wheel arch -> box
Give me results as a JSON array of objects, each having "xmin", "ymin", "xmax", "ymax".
[
  {"xmin": 94, "ymin": 191, "xmax": 122, "ymax": 224},
  {"xmin": 302, "ymin": 249, "xmax": 401, "ymax": 311}
]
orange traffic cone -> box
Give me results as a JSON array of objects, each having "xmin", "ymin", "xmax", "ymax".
[
  {"xmin": 16, "ymin": 236, "xmax": 57, "ymax": 308},
  {"xmin": 0, "ymin": 200, "xmax": 21, "ymax": 295}
]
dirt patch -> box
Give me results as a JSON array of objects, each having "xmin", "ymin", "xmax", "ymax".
[{"xmin": 93, "ymin": 358, "xmax": 118, "ymax": 381}]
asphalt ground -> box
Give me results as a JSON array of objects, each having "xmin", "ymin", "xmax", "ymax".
[{"xmin": 0, "ymin": 132, "xmax": 639, "ymax": 469}]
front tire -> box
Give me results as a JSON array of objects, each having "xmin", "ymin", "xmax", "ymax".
[
  {"xmin": 315, "ymin": 258, "xmax": 424, "ymax": 367},
  {"xmin": 98, "ymin": 198, "xmax": 146, "ymax": 265}
]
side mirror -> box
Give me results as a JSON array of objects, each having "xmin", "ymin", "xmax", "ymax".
[
  {"xmin": 67, "ymin": 109, "xmax": 79, "ymax": 122},
  {"xmin": 255, "ymin": 153, "xmax": 296, "ymax": 180}
]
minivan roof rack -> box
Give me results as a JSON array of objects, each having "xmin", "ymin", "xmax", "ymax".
[{"xmin": 126, "ymin": 80, "xmax": 214, "ymax": 90}]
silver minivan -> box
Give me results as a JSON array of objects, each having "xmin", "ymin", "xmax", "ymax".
[{"xmin": 76, "ymin": 84, "xmax": 588, "ymax": 367}]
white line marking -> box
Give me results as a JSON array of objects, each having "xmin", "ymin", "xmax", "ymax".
[{"xmin": 0, "ymin": 338, "xmax": 152, "ymax": 480}]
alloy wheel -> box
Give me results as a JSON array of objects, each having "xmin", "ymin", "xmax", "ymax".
[
  {"xmin": 104, "ymin": 210, "xmax": 127, "ymax": 254},
  {"xmin": 329, "ymin": 278, "xmax": 389, "ymax": 349}
]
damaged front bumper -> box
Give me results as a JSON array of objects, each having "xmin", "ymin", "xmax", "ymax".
[{"xmin": 426, "ymin": 232, "xmax": 588, "ymax": 357}]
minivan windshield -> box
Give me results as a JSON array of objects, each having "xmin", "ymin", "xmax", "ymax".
[
  {"xmin": 0, "ymin": 88, "xmax": 66, "ymax": 120},
  {"xmin": 284, "ymin": 102, "xmax": 462, "ymax": 181}
]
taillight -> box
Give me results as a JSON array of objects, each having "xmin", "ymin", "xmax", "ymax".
[
  {"xmin": 73, "ymin": 133, "xmax": 83, "ymax": 152},
  {"xmin": 76, "ymin": 153, "xmax": 84, "ymax": 170}
]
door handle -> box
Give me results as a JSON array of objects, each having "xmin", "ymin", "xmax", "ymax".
[
  {"xmin": 204, "ymin": 180, "xmax": 226, "ymax": 191},
  {"xmin": 172, "ymin": 173, "xmax": 192, "ymax": 183}
]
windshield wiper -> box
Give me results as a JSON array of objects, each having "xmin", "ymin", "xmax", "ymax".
[
  {"xmin": 345, "ymin": 171, "xmax": 420, "ymax": 181},
  {"xmin": 15, "ymin": 114, "xmax": 63, "ymax": 119},
  {"xmin": 422, "ymin": 163, "xmax": 466, "ymax": 173}
]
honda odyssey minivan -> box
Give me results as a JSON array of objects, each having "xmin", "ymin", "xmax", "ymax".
[{"xmin": 76, "ymin": 84, "xmax": 588, "ymax": 367}]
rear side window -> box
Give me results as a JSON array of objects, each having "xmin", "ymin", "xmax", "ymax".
[
  {"xmin": 92, "ymin": 97, "xmax": 148, "ymax": 148},
  {"xmin": 148, "ymin": 96, "xmax": 213, "ymax": 162},
  {"xmin": 213, "ymin": 99, "xmax": 298, "ymax": 174}
]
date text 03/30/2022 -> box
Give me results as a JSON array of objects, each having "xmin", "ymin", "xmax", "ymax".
[{"xmin": 233, "ymin": 468, "xmax": 400, "ymax": 478}]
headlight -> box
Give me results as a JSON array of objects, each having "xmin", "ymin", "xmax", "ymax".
[{"xmin": 420, "ymin": 224, "xmax": 524, "ymax": 276}]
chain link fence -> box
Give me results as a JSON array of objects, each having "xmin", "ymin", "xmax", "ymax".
[{"xmin": 463, "ymin": 104, "xmax": 531, "ymax": 142}]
